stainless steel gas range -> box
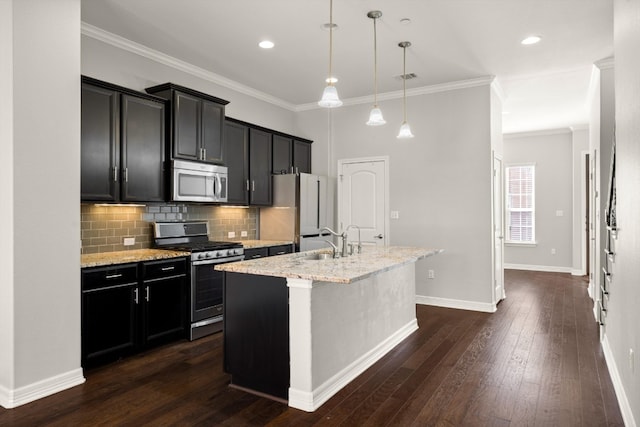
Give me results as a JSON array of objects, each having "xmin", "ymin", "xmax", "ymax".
[{"xmin": 153, "ymin": 221, "xmax": 244, "ymax": 340}]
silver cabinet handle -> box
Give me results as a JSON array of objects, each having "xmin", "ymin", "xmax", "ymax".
[
  {"xmin": 202, "ymin": 147, "xmax": 207, "ymax": 161},
  {"xmin": 134, "ymin": 288, "xmax": 139, "ymax": 304},
  {"xmin": 113, "ymin": 166, "xmax": 118, "ymax": 182},
  {"xmin": 251, "ymin": 254, "xmax": 262, "ymax": 259},
  {"xmin": 374, "ymin": 234, "xmax": 384, "ymax": 239},
  {"xmin": 145, "ymin": 286, "xmax": 149, "ymax": 302},
  {"xmin": 246, "ymin": 179, "xmax": 250, "ymax": 191},
  {"xmin": 105, "ymin": 273, "xmax": 122, "ymax": 279},
  {"xmin": 123, "ymin": 167, "xmax": 128, "ymax": 182},
  {"xmin": 161, "ymin": 266, "xmax": 175, "ymax": 271},
  {"xmin": 252, "ymin": 180, "xmax": 255, "ymax": 192}
]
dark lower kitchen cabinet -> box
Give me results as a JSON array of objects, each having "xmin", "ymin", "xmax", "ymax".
[
  {"xmin": 141, "ymin": 258, "xmax": 188, "ymax": 347},
  {"xmin": 81, "ymin": 258, "xmax": 187, "ymax": 368},
  {"xmin": 244, "ymin": 247, "xmax": 269, "ymax": 260},
  {"xmin": 268, "ymin": 244, "xmax": 294, "ymax": 256},
  {"xmin": 224, "ymin": 272, "xmax": 289, "ymax": 400},
  {"xmin": 145, "ymin": 83, "xmax": 229, "ymax": 164},
  {"xmin": 81, "ymin": 76, "xmax": 166, "ymax": 203}
]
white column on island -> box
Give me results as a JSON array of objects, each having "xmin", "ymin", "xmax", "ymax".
[{"xmin": 286, "ymin": 264, "xmax": 418, "ymax": 412}]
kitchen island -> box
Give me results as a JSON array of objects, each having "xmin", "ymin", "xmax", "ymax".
[{"xmin": 216, "ymin": 246, "xmax": 442, "ymax": 412}]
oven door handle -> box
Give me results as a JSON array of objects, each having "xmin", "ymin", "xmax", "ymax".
[{"xmin": 191, "ymin": 255, "xmax": 245, "ymax": 266}]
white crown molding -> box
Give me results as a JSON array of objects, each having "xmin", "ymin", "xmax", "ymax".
[
  {"xmin": 570, "ymin": 124, "xmax": 589, "ymax": 132},
  {"xmin": 594, "ymin": 56, "xmax": 615, "ymax": 70},
  {"xmin": 504, "ymin": 128, "xmax": 573, "ymax": 138},
  {"xmin": 81, "ymin": 22, "xmax": 297, "ymax": 111},
  {"xmin": 295, "ymin": 76, "xmax": 495, "ymax": 112}
]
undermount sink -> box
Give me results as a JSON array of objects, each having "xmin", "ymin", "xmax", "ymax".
[{"xmin": 303, "ymin": 253, "xmax": 332, "ymax": 261}]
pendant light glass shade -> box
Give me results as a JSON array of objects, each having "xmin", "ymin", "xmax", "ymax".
[
  {"xmin": 318, "ymin": 0, "xmax": 342, "ymax": 108},
  {"xmin": 319, "ymin": 85, "xmax": 343, "ymax": 108},
  {"xmin": 397, "ymin": 41, "xmax": 414, "ymax": 139},
  {"xmin": 367, "ymin": 106, "xmax": 386, "ymax": 126},
  {"xmin": 366, "ymin": 11, "xmax": 385, "ymax": 126},
  {"xmin": 397, "ymin": 121, "xmax": 414, "ymax": 138}
]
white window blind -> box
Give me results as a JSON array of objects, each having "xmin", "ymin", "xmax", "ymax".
[{"xmin": 506, "ymin": 165, "xmax": 535, "ymax": 243}]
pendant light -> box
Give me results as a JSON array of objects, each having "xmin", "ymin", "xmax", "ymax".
[
  {"xmin": 318, "ymin": 0, "xmax": 342, "ymax": 108},
  {"xmin": 366, "ymin": 10, "xmax": 385, "ymax": 126},
  {"xmin": 397, "ymin": 41, "xmax": 415, "ymax": 139}
]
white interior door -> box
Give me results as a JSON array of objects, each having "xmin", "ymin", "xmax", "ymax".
[
  {"xmin": 493, "ymin": 155, "xmax": 505, "ymax": 302},
  {"xmin": 338, "ymin": 158, "xmax": 388, "ymax": 246}
]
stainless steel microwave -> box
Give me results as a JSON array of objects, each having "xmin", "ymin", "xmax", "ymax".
[{"xmin": 172, "ymin": 159, "xmax": 228, "ymax": 203}]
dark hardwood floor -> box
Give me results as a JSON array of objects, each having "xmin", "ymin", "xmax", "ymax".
[{"xmin": 0, "ymin": 270, "xmax": 624, "ymax": 426}]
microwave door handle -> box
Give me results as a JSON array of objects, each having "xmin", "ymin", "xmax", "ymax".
[{"xmin": 216, "ymin": 174, "xmax": 222, "ymax": 199}]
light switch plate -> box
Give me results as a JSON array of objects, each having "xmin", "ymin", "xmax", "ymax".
[
  {"xmin": 391, "ymin": 211, "xmax": 400, "ymax": 219},
  {"xmin": 228, "ymin": 231, "xmax": 236, "ymax": 238},
  {"xmin": 241, "ymin": 231, "xmax": 248, "ymax": 237},
  {"xmin": 123, "ymin": 237, "xmax": 135, "ymax": 246}
]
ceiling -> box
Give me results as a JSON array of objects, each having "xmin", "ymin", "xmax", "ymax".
[{"xmin": 81, "ymin": 0, "xmax": 613, "ymax": 134}]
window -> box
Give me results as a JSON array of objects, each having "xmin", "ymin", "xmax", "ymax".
[{"xmin": 506, "ymin": 164, "xmax": 535, "ymax": 243}]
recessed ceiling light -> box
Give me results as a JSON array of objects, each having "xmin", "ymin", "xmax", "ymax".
[
  {"xmin": 259, "ymin": 40, "xmax": 274, "ymax": 49},
  {"xmin": 521, "ymin": 35, "xmax": 542, "ymax": 45},
  {"xmin": 326, "ymin": 76, "xmax": 338, "ymax": 84}
]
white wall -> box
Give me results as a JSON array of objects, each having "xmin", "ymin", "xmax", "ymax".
[
  {"xmin": 297, "ymin": 84, "xmax": 495, "ymax": 310},
  {"xmin": 503, "ymin": 130, "xmax": 574, "ymax": 271},
  {"xmin": 571, "ymin": 127, "xmax": 589, "ymax": 275},
  {"xmin": 1, "ymin": 0, "xmax": 84, "ymax": 408},
  {"xmin": 606, "ymin": 0, "xmax": 640, "ymax": 424},
  {"xmin": 0, "ymin": 0, "xmax": 15, "ymax": 393},
  {"xmin": 81, "ymin": 36, "xmax": 296, "ymax": 136}
]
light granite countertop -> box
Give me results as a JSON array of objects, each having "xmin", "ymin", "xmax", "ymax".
[
  {"xmin": 215, "ymin": 246, "xmax": 443, "ymax": 284},
  {"xmin": 232, "ymin": 239, "xmax": 294, "ymax": 249},
  {"xmin": 81, "ymin": 249, "xmax": 190, "ymax": 268}
]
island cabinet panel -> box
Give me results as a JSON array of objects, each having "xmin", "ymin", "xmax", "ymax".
[{"xmin": 223, "ymin": 272, "xmax": 289, "ymax": 400}]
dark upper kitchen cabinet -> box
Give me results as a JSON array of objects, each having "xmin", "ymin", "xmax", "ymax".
[
  {"xmin": 145, "ymin": 83, "xmax": 229, "ymax": 164},
  {"xmin": 81, "ymin": 76, "xmax": 166, "ymax": 203},
  {"xmin": 223, "ymin": 118, "xmax": 272, "ymax": 206},
  {"xmin": 224, "ymin": 120, "xmax": 250, "ymax": 205},
  {"xmin": 272, "ymin": 134, "xmax": 312, "ymax": 175},
  {"xmin": 249, "ymin": 127, "xmax": 272, "ymax": 206},
  {"xmin": 293, "ymin": 140, "xmax": 312, "ymax": 174}
]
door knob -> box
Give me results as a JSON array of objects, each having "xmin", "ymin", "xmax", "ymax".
[{"xmin": 374, "ymin": 234, "xmax": 383, "ymax": 239}]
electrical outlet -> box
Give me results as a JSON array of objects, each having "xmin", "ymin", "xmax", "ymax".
[
  {"xmin": 241, "ymin": 231, "xmax": 248, "ymax": 237},
  {"xmin": 391, "ymin": 211, "xmax": 400, "ymax": 219},
  {"xmin": 556, "ymin": 210, "xmax": 564, "ymax": 217},
  {"xmin": 428, "ymin": 269, "xmax": 435, "ymax": 279},
  {"xmin": 123, "ymin": 237, "xmax": 135, "ymax": 246},
  {"xmin": 551, "ymin": 248, "xmax": 556, "ymax": 255},
  {"xmin": 228, "ymin": 231, "xmax": 236, "ymax": 238}
]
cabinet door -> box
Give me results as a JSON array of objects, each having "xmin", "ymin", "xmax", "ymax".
[
  {"xmin": 244, "ymin": 247, "xmax": 269, "ymax": 260},
  {"xmin": 272, "ymin": 134, "xmax": 292, "ymax": 175},
  {"xmin": 224, "ymin": 121, "xmax": 249, "ymax": 205},
  {"xmin": 173, "ymin": 91, "xmax": 200, "ymax": 160},
  {"xmin": 143, "ymin": 275, "xmax": 187, "ymax": 347},
  {"xmin": 249, "ymin": 128, "xmax": 272, "ymax": 206},
  {"xmin": 81, "ymin": 83, "xmax": 119, "ymax": 201},
  {"xmin": 120, "ymin": 94, "xmax": 166, "ymax": 202},
  {"xmin": 82, "ymin": 282, "xmax": 138, "ymax": 367},
  {"xmin": 201, "ymin": 99, "xmax": 225, "ymax": 164},
  {"xmin": 293, "ymin": 140, "xmax": 311, "ymax": 174}
]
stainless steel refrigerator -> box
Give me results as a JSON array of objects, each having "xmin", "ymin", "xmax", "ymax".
[{"xmin": 259, "ymin": 173, "xmax": 335, "ymax": 251}]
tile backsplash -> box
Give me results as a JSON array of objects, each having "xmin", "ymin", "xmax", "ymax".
[{"xmin": 81, "ymin": 204, "xmax": 258, "ymax": 254}]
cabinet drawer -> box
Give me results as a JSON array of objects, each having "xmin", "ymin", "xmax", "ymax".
[
  {"xmin": 82, "ymin": 264, "xmax": 138, "ymax": 290},
  {"xmin": 142, "ymin": 258, "xmax": 187, "ymax": 281},
  {"xmin": 268, "ymin": 245, "xmax": 293, "ymax": 256},
  {"xmin": 244, "ymin": 247, "xmax": 269, "ymax": 260}
]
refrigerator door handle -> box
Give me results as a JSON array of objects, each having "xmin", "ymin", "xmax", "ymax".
[{"xmin": 316, "ymin": 179, "xmax": 321, "ymax": 229}]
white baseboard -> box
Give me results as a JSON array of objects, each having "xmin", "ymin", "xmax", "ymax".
[
  {"xmin": 602, "ymin": 335, "xmax": 636, "ymax": 427},
  {"xmin": 416, "ymin": 295, "xmax": 496, "ymax": 313},
  {"xmin": 0, "ymin": 368, "xmax": 85, "ymax": 409},
  {"xmin": 504, "ymin": 263, "xmax": 573, "ymax": 274},
  {"xmin": 571, "ymin": 269, "xmax": 586, "ymax": 276},
  {"xmin": 288, "ymin": 319, "xmax": 418, "ymax": 412}
]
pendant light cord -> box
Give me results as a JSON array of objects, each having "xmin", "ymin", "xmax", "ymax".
[
  {"xmin": 402, "ymin": 45, "xmax": 407, "ymax": 122},
  {"xmin": 373, "ymin": 16, "xmax": 378, "ymax": 106},
  {"xmin": 328, "ymin": 0, "xmax": 334, "ymax": 86}
]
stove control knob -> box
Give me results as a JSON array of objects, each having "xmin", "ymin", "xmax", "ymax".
[
  {"xmin": 209, "ymin": 251, "xmax": 217, "ymax": 259},
  {"xmin": 198, "ymin": 253, "xmax": 206, "ymax": 260},
  {"xmin": 218, "ymin": 249, "xmax": 227, "ymax": 257}
]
